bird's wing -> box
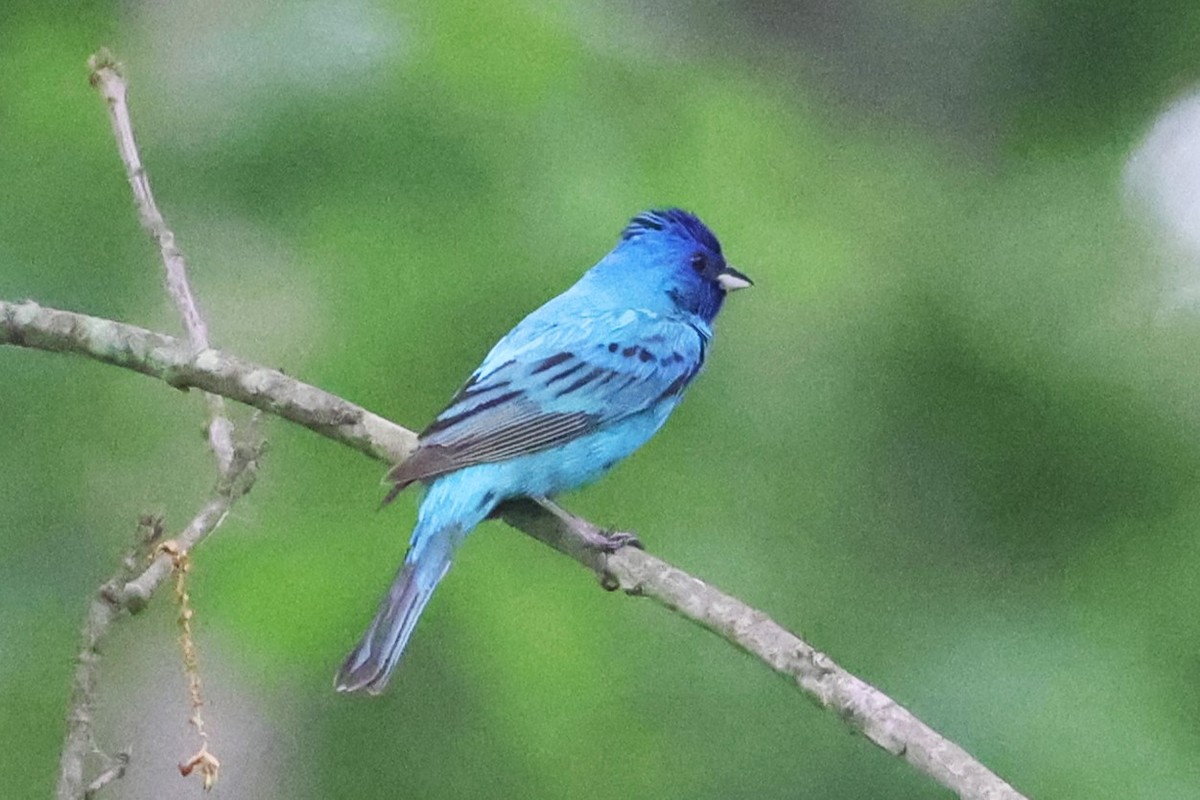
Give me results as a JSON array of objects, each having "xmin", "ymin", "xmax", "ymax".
[{"xmin": 384, "ymin": 309, "xmax": 707, "ymax": 492}]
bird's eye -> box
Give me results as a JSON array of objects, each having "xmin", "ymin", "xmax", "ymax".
[{"xmin": 690, "ymin": 253, "xmax": 707, "ymax": 274}]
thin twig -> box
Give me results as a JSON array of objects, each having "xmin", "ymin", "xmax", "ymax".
[
  {"xmin": 87, "ymin": 48, "xmax": 235, "ymax": 473},
  {"xmin": 52, "ymin": 447, "xmax": 260, "ymax": 800},
  {"xmin": 83, "ymin": 751, "xmax": 130, "ymax": 799},
  {"xmin": 54, "ymin": 519, "xmax": 152, "ymax": 800},
  {"xmin": 5, "ymin": 300, "xmax": 1026, "ymax": 800},
  {"xmin": 119, "ymin": 452, "xmax": 260, "ymax": 614}
]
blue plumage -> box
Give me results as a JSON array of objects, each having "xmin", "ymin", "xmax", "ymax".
[{"xmin": 336, "ymin": 208, "xmax": 751, "ymax": 694}]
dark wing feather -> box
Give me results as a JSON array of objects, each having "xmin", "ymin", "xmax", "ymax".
[
  {"xmin": 383, "ymin": 312, "xmax": 706, "ymax": 499},
  {"xmin": 385, "ymin": 405, "xmax": 598, "ymax": 491}
]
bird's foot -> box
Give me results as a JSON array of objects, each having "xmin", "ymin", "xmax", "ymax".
[
  {"xmin": 520, "ymin": 497, "xmax": 642, "ymax": 591},
  {"xmin": 528, "ymin": 496, "xmax": 642, "ymax": 552},
  {"xmin": 578, "ymin": 527, "xmax": 643, "ymax": 553},
  {"xmin": 576, "ymin": 527, "xmax": 641, "ymax": 593}
]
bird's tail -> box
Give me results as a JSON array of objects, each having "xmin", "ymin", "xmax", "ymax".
[{"xmin": 334, "ymin": 521, "xmax": 460, "ymax": 695}]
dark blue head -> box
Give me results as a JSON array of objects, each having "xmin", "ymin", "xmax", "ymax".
[{"xmin": 589, "ymin": 208, "xmax": 751, "ymax": 324}]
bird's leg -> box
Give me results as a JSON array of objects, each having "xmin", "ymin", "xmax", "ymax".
[
  {"xmin": 493, "ymin": 498, "xmax": 642, "ymax": 591},
  {"xmin": 532, "ymin": 497, "xmax": 643, "ymax": 552}
]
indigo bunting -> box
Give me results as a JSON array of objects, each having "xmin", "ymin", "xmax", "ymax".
[{"xmin": 336, "ymin": 209, "xmax": 751, "ymax": 694}]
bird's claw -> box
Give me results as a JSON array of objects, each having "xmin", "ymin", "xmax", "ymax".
[
  {"xmin": 580, "ymin": 529, "xmax": 640, "ymax": 592},
  {"xmin": 598, "ymin": 570, "xmax": 621, "ymax": 592},
  {"xmin": 580, "ymin": 528, "xmax": 642, "ymax": 553}
]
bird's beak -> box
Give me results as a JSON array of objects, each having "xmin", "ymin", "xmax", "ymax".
[{"xmin": 716, "ymin": 265, "xmax": 753, "ymax": 292}]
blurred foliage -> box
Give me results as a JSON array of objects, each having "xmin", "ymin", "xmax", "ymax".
[{"xmin": 3, "ymin": 1, "xmax": 1200, "ymax": 797}]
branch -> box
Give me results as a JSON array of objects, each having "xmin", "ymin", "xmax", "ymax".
[
  {"xmin": 88, "ymin": 49, "xmax": 235, "ymax": 472},
  {"xmin": 53, "ymin": 444, "xmax": 259, "ymax": 800},
  {"xmin": 4, "ymin": 299, "xmax": 1026, "ymax": 799},
  {"xmin": 55, "ymin": 545, "xmax": 135, "ymax": 800},
  {"xmin": 0, "ymin": 300, "xmax": 416, "ymax": 465},
  {"xmin": 120, "ymin": 443, "xmax": 261, "ymax": 612},
  {"xmin": 503, "ymin": 498, "xmax": 1022, "ymax": 799}
]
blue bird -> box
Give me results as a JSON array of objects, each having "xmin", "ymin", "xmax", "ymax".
[{"xmin": 335, "ymin": 209, "xmax": 751, "ymax": 694}]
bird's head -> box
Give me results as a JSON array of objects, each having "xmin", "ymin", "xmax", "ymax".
[{"xmin": 606, "ymin": 208, "xmax": 752, "ymax": 323}]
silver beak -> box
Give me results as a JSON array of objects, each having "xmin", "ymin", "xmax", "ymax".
[{"xmin": 716, "ymin": 266, "xmax": 753, "ymax": 291}]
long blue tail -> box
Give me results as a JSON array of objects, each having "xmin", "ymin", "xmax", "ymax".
[
  {"xmin": 335, "ymin": 476, "xmax": 495, "ymax": 694},
  {"xmin": 334, "ymin": 528, "xmax": 456, "ymax": 694}
]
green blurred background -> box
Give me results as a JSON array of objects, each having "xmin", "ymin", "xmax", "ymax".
[{"xmin": 4, "ymin": 1, "xmax": 1200, "ymax": 797}]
